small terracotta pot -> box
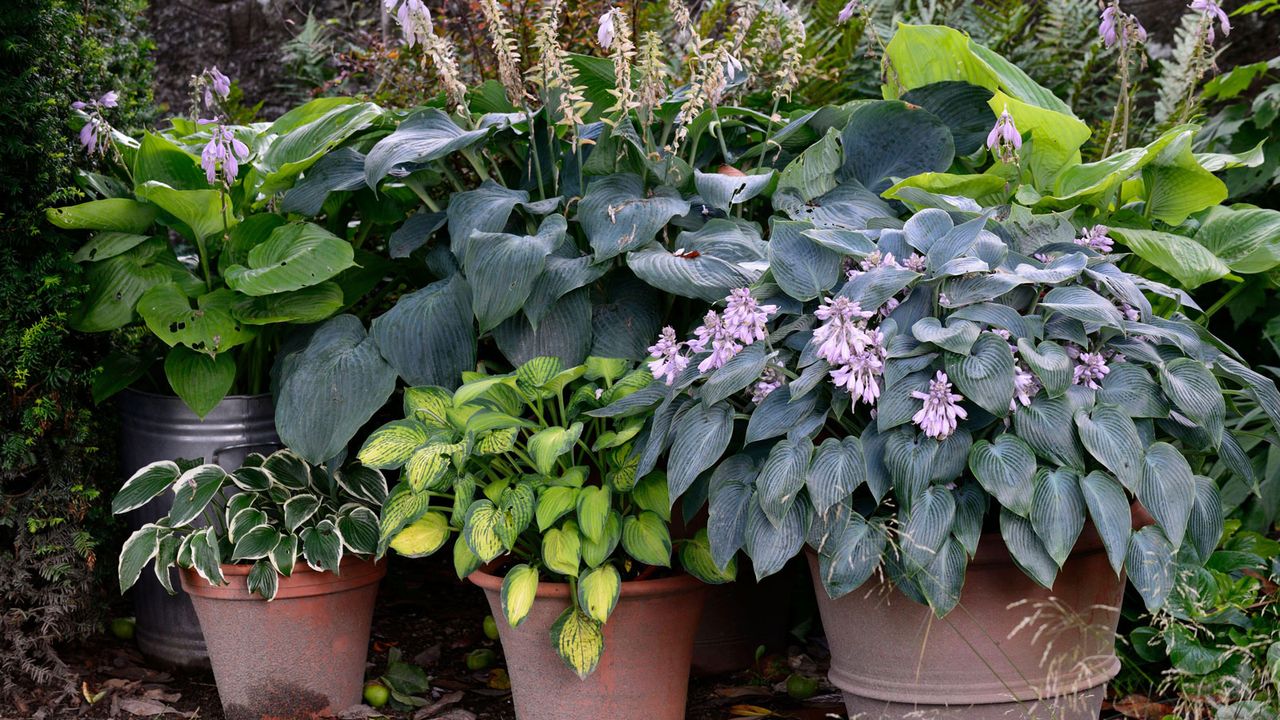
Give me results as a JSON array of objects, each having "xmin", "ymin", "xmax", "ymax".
[
  {"xmin": 808, "ymin": 526, "xmax": 1122, "ymax": 719},
  {"xmin": 181, "ymin": 557, "xmax": 385, "ymax": 720},
  {"xmin": 470, "ymin": 568, "xmax": 707, "ymax": 720}
]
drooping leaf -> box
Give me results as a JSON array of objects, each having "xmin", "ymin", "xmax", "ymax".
[
  {"xmin": 578, "ymin": 174, "xmax": 688, "ymax": 261},
  {"xmin": 968, "ymin": 434, "xmax": 1036, "ymax": 516},
  {"xmin": 549, "ymin": 607, "xmax": 604, "ymax": 679},
  {"xmin": 1080, "ymin": 471, "xmax": 1131, "ymax": 575},
  {"xmin": 364, "ymin": 108, "xmax": 488, "ymax": 187},
  {"xmin": 1029, "ymin": 467, "xmax": 1085, "ymax": 566}
]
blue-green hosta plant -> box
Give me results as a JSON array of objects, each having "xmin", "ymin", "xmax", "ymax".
[
  {"xmin": 601, "ymin": 207, "xmax": 1280, "ymax": 617},
  {"xmin": 358, "ymin": 356, "xmax": 733, "ymax": 678},
  {"xmin": 112, "ymin": 449, "xmax": 387, "ymax": 601}
]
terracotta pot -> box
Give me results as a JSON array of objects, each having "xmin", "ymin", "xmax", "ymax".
[
  {"xmin": 470, "ymin": 568, "xmax": 707, "ymax": 720},
  {"xmin": 808, "ymin": 526, "xmax": 1122, "ymax": 720},
  {"xmin": 180, "ymin": 557, "xmax": 385, "ymax": 720},
  {"xmin": 691, "ymin": 559, "xmax": 796, "ymax": 675}
]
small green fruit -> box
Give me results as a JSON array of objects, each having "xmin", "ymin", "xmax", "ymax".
[
  {"xmin": 482, "ymin": 615, "xmax": 499, "ymax": 640},
  {"xmin": 109, "ymin": 617, "xmax": 136, "ymax": 640},
  {"xmin": 786, "ymin": 673, "xmax": 818, "ymax": 700},
  {"xmin": 363, "ymin": 681, "xmax": 389, "ymax": 708},
  {"xmin": 466, "ymin": 648, "xmax": 497, "ymax": 670}
]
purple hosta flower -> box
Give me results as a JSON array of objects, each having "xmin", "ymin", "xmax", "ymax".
[
  {"xmin": 902, "ymin": 253, "xmax": 927, "ymax": 272},
  {"xmin": 723, "ymin": 288, "xmax": 777, "ymax": 345},
  {"xmin": 597, "ymin": 9, "xmax": 617, "ymax": 49},
  {"xmin": 878, "ymin": 297, "xmax": 900, "ymax": 319},
  {"xmin": 751, "ymin": 367, "xmax": 785, "ymax": 404},
  {"xmin": 200, "ymin": 66, "xmax": 231, "ymax": 109},
  {"xmin": 831, "ymin": 330, "xmax": 888, "ymax": 407},
  {"xmin": 1011, "ymin": 364, "xmax": 1040, "ymax": 412},
  {"xmin": 648, "ymin": 326, "xmax": 689, "ymax": 386},
  {"xmin": 1075, "ymin": 224, "xmax": 1115, "ymax": 253},
  {"xmin": 1191, "ymin": 0, "xmax": 1231, "ymax": 44},
  {"xmin": 199, "ymin": 120, "xmax": 250, "ymax": 186},
  {"xmin": 861, "ymin": 250, "xmax": 898, "ymax": 272},
  {"xmin": 1033, "ymin": 252, "xmax": 1053, "ymax": 263},
  {"xmin": 837, "ymin": 0, "xmax": 861, "ymax": 24},
  {"xmin": 688, "ymin": 311, "xmax": 745, "ymax": 373},
  {"xmin": 1120, "ymin": 303, "xmax": 1140, "ymax": 322},
  {"xmin": 1073, "ymin": 351, "xmax": 1111, "ymax": 389},
  {"xmin": 814, "ymin": 296, "xmax": 875, "ymax": 366},
  {"xmin": 986, "ymin": 105, "xmax": 1022, "ymax": 163},
  {"xmin": 911, "ymin": 371, "xmax": 968, "ymax": 440},
  {"xmin": 385, "ymin": 0, "xmax": 432, "ymax": 47},
  {"xmin": 938, "ymin": 293, "xmax": 951, "ymax": 307},
  {"xmin": 992, "ymin": 328, "xmax": 1017, "ymax": 353},
  {"xmin": 72, "ymin": 91, "xmax": 119, "ymax": 156},
  {"xmin": 1099, "ymin": 4, "xmax": 1148, "ymax": 48}
]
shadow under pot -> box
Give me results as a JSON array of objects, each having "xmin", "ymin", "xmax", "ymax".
[
  {"xmin": 691, "ymin": 558, "xmax": 799, "ymax": 675},
  {"xmin": 118, "ymin": 389, "xmax": 280, "ymax": 668},
  {"xmin": 469, "ymin": 567, "xmax": 707, "ymax": 720},
  {"xmin": 808, "ymin": 525, "xmax": 1122, "ymax": 720},
  {"xmin": 181, "ymin": 557, "xmax": 385, "ymax": 720}
]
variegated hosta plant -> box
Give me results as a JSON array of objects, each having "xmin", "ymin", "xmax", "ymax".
[
  {"xmin": 603, "ymin": 208, "xmax": 1280, "ymax": 618},
  {"xmin": 113, "ymin": 449, "xmax": 388, "ymax": 601},
  {"xmin": 358, "ymin": 355, "xmax": 733, "ymax": 678}
]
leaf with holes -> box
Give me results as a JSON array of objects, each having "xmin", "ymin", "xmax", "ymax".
[{"xmin": 579, "ymin": 174, "xmax": 688, "ymax": 262}]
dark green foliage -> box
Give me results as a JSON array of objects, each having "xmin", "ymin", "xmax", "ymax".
[{"xmin": 0, "ymin": 0, "xmax": 153, "ymax": 699}]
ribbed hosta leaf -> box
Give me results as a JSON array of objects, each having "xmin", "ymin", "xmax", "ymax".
[
  {"xmin": 493, "ymin": 288, "xmax": 592, "ymax": 367},
  {"xmin": 694, "ymin": 169, "xmax": 773, "ymax": 210},
  {"xmin": 1075, "ymin": 404, "xmax": 1145, "ymax": 489},
  {"xmin": 1039, "ymin": 286, "xmax": 1125, "ymax": 328},
  {"xmin": 465, "ymin": 214, "xmax": 566, "ymax": 331},
  {"xmin": 1016, "ymin": 339, "xmax": 1072, "ymax": 398},
  {"xmin": 816, "ymin": 513, "xmax": 886, "ymax": 599},
  {"xmin": 1080, "ymin": 471, "xmax": 1130, "ymax": 575},
  {"xmin": 807, "ymin": 437, "xmax": 866, "ymax": 515},
  {"xmin": 951, "ymin": 482, "xmax": 987, "ymax": 556},
  {"xmin": 1127, "ymin": 526, "xmax": 1175, "ymax": 611},
  {"xmin": 707, "ymin": 455, "xmax": 758, "ymax": 570},
  {"xmin": 1010, "ymin": 253, "xmax": 1087, "ymax": 284},
  {"xmin": 839, "ymin": 100, "xmax": 955, "ymax": 194},
  {"xmin": 1137, "ymin": 442, "xmax": 1196, "ymax": 549},
  {"xmin": 945, "ymin": 333, "xmax": 1015, "ymax": 417},
  {"xmin": 1030, "ymin": 467, "xmax": 1085, "ymax": 566},
  {"xmin": 1014, "ymin": 394, "xmax": 1085, "ymax": 469},
  {"xmin": 939, "ymin": 274, "xmax": 1028, "ymax": 306},
  {"xmin": 579, "ymin": 174, "xmax": 687, "ymax": 262},
  {"xmin": 1159, "ymin": 359, "xmax": 1225, "ymax": 446},
  {"xmin": 839, "ymin": 264, "xmax": 921, "ymax": 313},
  {"xmin": 364, "ymin": 108, "xmax": 488, "ymax": 186},
  {"xmin": 912, "ymin": 317, "xmax": 980, "ymax": 355},
  {"xmin": 768, "ymin": 219, "xmax": 841, "ymax": 301},
  {"xmin": 1099, "ymin": 363, "xmax": 1170, "ymax": 418},
  {"xmin": 700, "ymin": 342, "xmax": 767, "ymax": 406},
  {"xmin": 899, "ymin": 485, "xmax": 956, "ymax": 575},
  {"xmin": 968, "ymin": 434, "xmax": 1036, "ymax": 516},
  {"xmin": 626, "ymin": 219, "xmax": 767, "ymax": 303},
  {"xmin": 883, "ymin": 428, "xmax": 938, "ymax": 511},
  {"xmin": 744, "ymin": 493, "xmax": 809, "ymax": 581},
  {"xmin": 1187, "ymin": 476, "xmax": 1224, "ymax": 563},
  {"xmin": 446, "ymin": 181, "xmax": 526, "ymax": 259},
  {"xmin": 1000, "ymin": 508, "xmax": 1059, "ymax": 589},
  {"xmin": 802, "ymin": 228, "xmax": 877, "ymax": 256},
  {"xmin": 949, "ymin": 303, "xmax": 1036, "ymax": 339},
  {"xmin": 745, "ymin": 385, "xmax": 823, "ymax": 443},
  {"xmin": 224, "ymin": 223, "xmax": 354, "ymax": 297},
  {"xmin": 668, "ymin": 402, "xmax": 735, "ymax": 499},
  {"xmin": 877, "ymin": 371, "xmax": 932, "ymax": 433},
  {"xmin": 917, "ymin": 537, "xmax": 967, "ymax": 617},
  {"xmin": 758, "ymin": 438, "xmax": 814, "ymax": 526}
]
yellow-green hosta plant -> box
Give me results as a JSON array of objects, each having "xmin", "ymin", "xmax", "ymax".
[
  {"xmin": 358, "ymin": 355, "xmax": 733, "ymax": 678},
  {"xmin": 113, "ymin": 449, "xmax": 387, "ymax": 600}
]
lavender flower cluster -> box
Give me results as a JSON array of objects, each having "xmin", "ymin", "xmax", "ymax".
[
  {"xmin": 190, "ymin": 67, "xmax": 246, "ymax": 187},
  {"xmin": 72, "ymin": 91, "xmax": 119, "ymax": 157},
  {"xmin": 647, "ymin": 288, "xmax": 777, "ymax": 398}
]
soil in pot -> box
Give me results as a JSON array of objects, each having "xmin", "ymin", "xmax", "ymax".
[
  {"xmin": 180, "ymin": 556, "xmax": 384, "ymax": 720},
  {"xmin": 469, "ymin": 566, "xmax": 707, "ymax": 720},
  {"xmin": 808, "ymin": 525, "xmax": 1123, "ymax": 720}
]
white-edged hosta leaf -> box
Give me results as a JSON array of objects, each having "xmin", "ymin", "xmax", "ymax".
[
  {"xmin": 1187, "ymin": 476, "xmax": 1224, "ymax": 563},
  {"xmin": 668, "ymin": 402, "xmax": 735, "ymax": 499},
  {"xmin": 1080, "ymin": 471, "xmax": 1130, "ymax": 575},
  {"xmin": 1137, "ymin": 442, "xmax": 1196, "ymax": 550},
  {"xmin": 501, "ymin": 563, "xmax": 539, "ymax": 628},
  {"xmin": 1029, "ymin": 467, "xmax": 1085, "ymax": 566},
  {"xmin": 189, "ymin": 527, "xmax": 226, "ymax": 587},
  {"xmin": 1127, "ymin": 525, "xmax": 1175, "ymax": 611},
  {"xmin": 1016, "ymin": 339, "xmax": 1072, "ymax": 398},
  {"xmin": 229, "ymin": 466, "xmax": 273, "ymax": 493},
  {"xmin": 1075, "ymin": 404, "xmax": 1144, "ymax": 489},
  {"xmin": 246, "ymin": 560, "xmax": 279, "ymax": 601},
  {"xmin": 806, "ymin": 437, "xmax": 866, "ymax": 515},
  {"xmin": 113, "ymin": 461, "xmax": 181, "ymax": 514},
  {"xmin": 1159, "ymin": 359, "xmax": 1225, "ymax": 446},
  {"xmin": 270, "ymin": 534, "xmax": 299, "ymax": 576},
  {"xmin": 912, "ymin": 317, "xmax": 980, "ymax": 355},
  {"xmin": 1000, "ymin": 508, "xmax": 1059, "ymax": 589},
  {"xmin": 153, "ymin": 533, "xmax": 180, "ymax": 593},
  {"xmin": 550, "ymin": 606, "xmax": 604, "ymax": 679},
  {"xmin": 578, "ymin": 563, "xmax": 622, "ymax": 623},
  {"xmin": 118, "ymin": 525, "xmax": 161, "ymax": 592},
  {"xmin": 336, "ymin": 465, "xmax": 389, "ymax": 506},
  {"xmin": 283, "ymin": 494, "xmax": 321, "ymax": 531},
  {"xmin": 231, "ymin": 526, "xmax": 281, "ymax": 562},
  {"xmin": 301, "ymin": 519, "xmax": 344, "ymax": 574},
  {"xmin": 337, "ymin": 506, "xmax": 379, "ymax": 555},
  {"xmin": 944, "ymin": 333, "xmax": 1015, "ymax": 417},
  {"xmin": 168, "ymin": 465, "xmax": 228, "ymax": 526},
  {"xmin": 758, "ymin": 438, "xmax": 814, "ymax": 526},
  {"xmin": 229, "ymin": 507, "xmax": 267, "ymax": 544}
]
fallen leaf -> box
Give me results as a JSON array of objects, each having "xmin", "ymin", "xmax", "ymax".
[
  {"xmin": 413, "ymin": 644, "xmax": 443, "ymax": 667},
  {"xmin": 142, "ymin": 688, "xmax": 181, "ymax": 703},
  {"xmin": 117, "ymin": 697, "xmax": 178, "ymax": 716},
  {"xmin": 486, "ymin": 668, "xmax": 510, "ymax": 691},
  {"xmin": 730, "ymin": 705, "xmax": 778, "ymax": 717},
  {"xmin": 335, "ymin": 705, "xmax": 384, "ymax": 719},
  {"xmin": 412, "ymin": 691, "xmax": 464, "ymax": 720},
  {"xmin": 714, "ymin": 685, "xmax": 771, "ymax": 698},
  {"xmin": 1113, "ymin": 694, "xmax": 1174, "ymax": 719}
]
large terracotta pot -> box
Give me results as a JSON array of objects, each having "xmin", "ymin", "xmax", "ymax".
[
  {"xmin": 808, "ymin": 527, "xmax": 1122, "ymax": 720},
  {"xmin": 470, "ymin": 568, "xmax": 707, "ymax": 720},
  {"xmin": 180, "ymin": 557, "xmax": 385, "ymax": 720}
]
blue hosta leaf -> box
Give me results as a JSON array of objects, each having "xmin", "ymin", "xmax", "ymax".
[
  {"xmin": 968, "ymin": 434, "xmax": 1036, "ymax": 516},
  {"xmin": 1137, "ymin": 442, "xmax": 1195, "ymax": 550},
  {"xmin": 744, "ymin": 492, "xmax": 809, "ymax": 581},
  {"xmin": 626, "ymin": 219, "xmax": 767, "ymax": 303},
  {"xmin": 493, "ymin": 288, "xmax": 592, "ymax": 367},
  {"xmin": 758, "ymin": 438, "xmax": 814, "ymax": 526},
  {"xmin": 746, "ymin": 385, "xmax": 823, "ymax": 444},
  {"xmin": 579, "ymin": 174, "xmax": 688, "ymax": 262},
  {"xmin": 924, "ymin": 214, "xmax": 990, "ymax": 273},
  {"xmin": 768, "ymin": 219, "xmax": 841, "ymax": 301},
  {"xmin": 1075, "ymin": 404, "xmax": 1145, "ymax": 489},
  {"xmin": 364, "ymin": 108, "xmax": 488, "ymax": 187},
  {"xmin": 1014, "ymin": 339, "xmax": 1071, "ymax": 401},
  {"xmin": 929, "ymin": 427, "xmax": 971, "ymax": 482},
  {"xmin": 1039, "ymin": 286, "xmax": 1125, "ymax": 328},
  {"xmin": 1013, "ymin": 394, "xmax": 1085, "ymax": 469},
  {"xmin": 877, "ymin": 370, "xmax": 932, "ymax": 433},
  {"xmin": 707, "ymin": 454, "xmax": 759, "ymax": 570},
  {"xmin": 802, "ymin": 228, "xmax": 877, "ymax": 257},
  {"xmin": 883, "ymin": 428, "xmax": 939, "ymax": 512},
  {"xmin": 694, "ymin": 169, "xmax": 774, "ymax": 210},
  {"xmin": 281, "ymin": 146, "xmax": 366, "ymax": 216},
  {"xmin": 918, "ymin": 537, "xmax": 967, "ymax": 617},
  {"xmin": 1000, "ymin": 508, "xmax": 1059, "ymax": 589},
  {"xmin": 945, "ymin": 333, "xmax": 1015, "ymax": 417},
  {"xmin": 1098, "ymin": 363, "xmax": 1169, "ymax": 418},
  {"xmin": 526, "ymin": 253, "xmax": 608, "ymax": 329},
  {"xmin": 939, "ymin": 274, "xmax": 1028, "ymax": 307},
  {"xmin": 807, "ymin": 437, "xmax": 866, "ymax": 515},
  {"xmin": 465, "ymin": 214, "xmax": 567, "ymax": 331},
  {"xmin": 840, "ymin": 264, "xmax": 921, "ymax": 313},
  {"xmin": 275, "ymin": 315, "xmax": 398, "ymax": 464},
  {"xmin": 668, "ymin": 401, "xmax": 735, "ymax": 500},
  {"xmin": 899, "ymin": 484, "xmax": 956, "ymax": 575},
  {"xmin": 1159, "ymin": 359, "xmax": 1225, "ymax": 447},
  {"xmin": 1010, "ymin": 253, "xmax": 1088, "ymax": 285},
  {"xmin": 839, "ymin": 100, "xmax": 955, "ymax": 194},
  {"xmin": 370, "ymin": 274, "xmax": 475, "ymax": 388},
  {"xmin": 912, "ymin": 318, "xmax": 980, "ymax": 355},
  {"xmin": 589, "ymin": 272, "xmax": 661, "ymax": 360},
  {"xmin": 1029, "ymin": 467, "xmax": 1085, "ymax": 566},
  {"xmin": 901, "ymin": 81, "xmax": 996, "ymax": 155},
  {"xmin": 1187, "ymin": 476, "xmax": 1224, "ymax": 563},
  {"xmin": 1080, "ymin": 471, "xmax": 1130, "ymax": 575},
  {"xmin": 779, "ymin": 180, "xmax": 894, "ymax": 228},
  {"xmin": 951, "ymin": 481, "xmax": 987, "ymax": 556},
  {"xmin": 774, "ymin": 127, "xmax": 840, "ymax": 204},
  {"xmin": 446, "ymin": 181, "xmax": 527, "ymax": 259},
  {"xmin": 388, "ymin": 210, "xmax": 447, "ymax": 259},
  {"xmin": 1126, "ymin": 526, "xmax": 1175, "ymax": 611},
  {"xmin": 817, "ymin": 513, "xmax": 886, "ymax": 599},
  {"xmin": 701, "ymin": 343, "xmax": 767, "ymax": 406}
]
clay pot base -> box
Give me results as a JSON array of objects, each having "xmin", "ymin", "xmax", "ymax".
[{"xmin": 842, "ymin": 684, "xmax": 1106, "ymax": 720}]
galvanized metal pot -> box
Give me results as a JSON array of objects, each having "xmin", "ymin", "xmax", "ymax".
[
  {"xmin": 118, "ymin": 389, "xmax": 279, "ymax": 668},
  {"xmin": 181, "ymin": 558, "xmax": 385, "ymax": 720},
  {"xmin": 807, "ymin": 526, "xmax": 1122, "ymax": 720}
]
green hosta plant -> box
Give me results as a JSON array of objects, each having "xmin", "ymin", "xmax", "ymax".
[
  {"xmin": 359, "ymin": 356, "xmax": 734, "ymax": 678},
  {"xmin": 606, "ymin": 204, "xmax": 1280, "ymax": 617},
  {"xmin": 113, "ymin": 449, "xmax": 387, "ymax": 600}
]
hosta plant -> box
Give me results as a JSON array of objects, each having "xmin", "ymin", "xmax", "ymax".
[
  {"xmin": 113, "ymin": 449, "xmax": 387, "ymax": 600},
  {"xmin": 605, "ymin": 206, "xmax": 1280, "ymax": 617},
  {"xmin": 358, "ymin": 355, "xmax": 733, "ymax": 678}
]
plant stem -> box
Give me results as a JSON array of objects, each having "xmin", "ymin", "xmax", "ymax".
[{"xmin": 1198, "ymin": 281, "xmax": 1245, "ymax": 324}]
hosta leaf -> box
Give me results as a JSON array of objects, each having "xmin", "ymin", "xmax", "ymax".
[
  {"xmin": 817, "ymin": 513, "xmax": 886, "ymax": 599},
  {"xmin": 578, "ymin": 564, "xmax": 622, "ymax": 623},
  {"xmin": 527, "ymin": 423, "xmax": 583, "ymax": 476},
  {"xmin": 543, "ymin": 523, "xmax": 582, "ymax": 577},
  {"xmin": 806, "ymin": 437, "xmax": 866, "ymax": 515},
  {"xmin": 537, "ymin": 486, "xmax": 579, "ymax": 531},
  {"xmin": 363, "ymin": 108, "xmax": 488, "ymax": 186},
  {"xmin": 1099, "ymin": 363, "xmax": 1169, "ymax": 418},
  {"xmin": 579, "ymin": 174, "xmax": 687, "ymax": 262},
  {"xmin": 231, "ymin": 526, "xmax": 281, "ymax": 562},
  {"xmin": 1186, "ymin": 476, "xmax": 1224, "ymax": 563},
  {"xmin": 758, "ymin": 438, "xmax": 814, "ymax": 527},
  {"xmin": 224, "ymin": 223, "xmax": 354, "ymax": 297},
  {"xmin": 463, "ymin": 500, "xmax": 505, "ymax": 563},
  {"xmin": 1000, "ymin": 508, "xmax": 1059, "ymax": 589},
  {"xmin": 1137, "ymin": 443, "xmax": 1196, "ymax": 550},
  {"xmin": 465, "ymin": 214, "xmax": 567, "ymax": 331},
  {"xmin": 631, "ymin": 472, "xmax": 670, "ymax": 521},
  {"xmin": 945, "ymin": 332, "xmax": 1015, "ymax": 417},
  {"xmin": 501, "ymin": 563, "xmax": 539, "ymax": 627},
  {"xmin": 1080, "ymin": 471, "xmax": 1130, "ymax": 575},
  {"xmin": 883, "ymin": 428, "xmax": 939, "ymax": 512},
  {"xmin": 405, "ymin": 444, "xmax": 453, "ymax": 492},
  {"xmin": 283, "ymin": 494, "xmax": 321, "ymax": 531},
  {"xmin": 621, "ymin": 511, "xmax": 671, "ymax": 567},
  {"xmin": 550, "ymin": 607, "xmax": 604, "ymax": 679},
  {"xmin": 700, "ymin": 343, "xmax": 767, "ymax": 406},
  {"xmin": 113, "ymin": 461, "xmax": 181, "ymax": 514},
  {"xmin": 358, "ymin": 420, "xmax": 431, "ymax": 469},
  {"xmin": 370, "ymin": 274, "xmax": 477, "ymax": 389},
  {"xmin": 301, "ymin": 519, "xmax": 343, "ymax": 574},
  {"xmin": 575, "ymin": 486, "xmax": 611, "ymax": 543},
  {"xmin": 337, "ymin": 506, "xmax": 379, "ymax": 555},
  {"xmin": 378, "ymin": 482, "xmax": 432, "ymax": 553},
  {"xmin": 744, "ymin": 493, "xmax": 809, "ymax": 581},
  {"xmin": 1029, "ymin": 467, "xmax": 1085, "ymax": 566},
  {"xmin": 247, "ymin": 560, "xmax": 279, "ymax": 601},
  {"xmin": 747, "ymin": 385, "xmax": 823, "ymax": 443},
  {"xmin": 1014, "ymin": 395, "xmax": 1085, "ymax": 469},
  {"xmin": 1127, "ymin": 526, "xmax": 1175, "ymax": 611},
  {"xmin": 899, "ymin": 485, "xmax": 956, "ymax": 575},
  {"xmin": 138, "ymin": 284, "xmax": 255, "ymax": 354},
  {"xmin": 169, "ymin": 465, "xmax": 228, "ymax": 526},
  {"xmin": 189, "ymin": 527, "xmax": 226, "ymax": 586},
  {"xmin": 581, "ymin": 511, "xmax": 622, "ymax": 568},
  {"xmin": 626, "ymin": 220, "xmax": 767, "ymax": 303},
  {"xmin": 1159, "ymin": 359, "xmax": 1225, "ymax": 446},
  {"xmin": 389, "ymin": 511, "xmax": 450, "ymax": 557},
  {"xmin": 917, "ymin": 537, "xmax": 967, "ymax": 617},
  {"xmin": 1039, "ymin": 286, "xmax": 1124, "ymax": 328},
  {"xmin": 694, "ymin": 169, "xmax": 773, "ymax": 210},
  {"xmin": 1016, "ymin": 339, "xmax": 1072, "ymax": 398},
  {"xmin": 134, "ymin": 183, "xmax": 236, "ymax": 242},
  {"xmin": 707, "ymin": 455, "xmax": 758, "ymax": 571},
  {"xmin": 163, "ymin": 346, "xmax": 236, "ymax": 419},
  {"xmin": 912, "ymin": 318, "xmax": 980, "ymax": 355},
  {"xmin": 768, "ymin": 219, "xmax": 841, "ymax": 301},
  {"xmin": 1075, "ymin": 404, "xmax": 1144, "ymax": 489},
  {"xmin": 968, "ymin": 434, "xmax": 1036, "ymax": 516},
  {"xmin": 118, "ymin": 525, "xmax": 161, "ymax": 592},
  {"xmin": 668, "ymin": 402, "xmax": 735, "ymax": 500},
  {"xmin": 495, "ymin": 484, "xmax": 535, "ymax": 549},
  {"xmin": 951, "ymin": 482, "xmax": 987, "ymax": 556},
  {"xmin": 679, "ymin": 529, "xmax": 736, "ymax": 584},
  {"xmin": 839, "ymin": 100, "xmax": 955, "ymax": 194},
  {"xmin": 270, "ymin": 534, "xmax": 299, "ymax": 577}
]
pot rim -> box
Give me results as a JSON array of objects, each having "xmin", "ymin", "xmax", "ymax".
[
  {"xmin": 180, "ymin": 556, "xmax": 385, "ymax": 601},
  {"xmin": 121, "ymin": 387, "xmax": 275, "ymax": 402},
  {"xmin": 468, "ymin": 564, "xmax": 704, "ymax": 600}
]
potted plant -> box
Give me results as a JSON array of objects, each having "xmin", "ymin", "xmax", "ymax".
[
  {"xmin": 113, "ymin": 448, "xmax": 388, "ymax": 719},
  {"xmin": 360, "ymin": 355, "xmax": 733, "ymax": 720},
  {"xmin": 49, "ymin": 71, "xmax": 396, "ymax": 664},
  {"xmin": 611, "ymin": 197, "xmax": 1280, "ymax": 717}
]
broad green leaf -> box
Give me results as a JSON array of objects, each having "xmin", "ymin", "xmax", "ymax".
[
  {"xmin": 118, "ymin": 525, "xmax": 161, "ymax": 592},
  {"xmin": 135, "ymin": 182, "xmax": 236, "ymax": 242},
  {"xmin": 968, "ymin": 435, "xmax": 1036, "ymax": 516},
  {"xmin": 1193, "ymin": 206, "xmax": 1280, "ymax": 274},
  {"xmin": 73, "ymin": 240, "xmax": 189, "ymax": 332},
  {"xmin": 454, "ymin": 536, "xmax": 482, "ymax": 579},
  {"xmin": 229, "ymin": 507, "xmax": 267, "ymax": 544},
  {"xmin": 47, "ymin": 198, "xmax": 159, "ymax": 233},
  {"xmin": 1137, "ymin": 443, "xmax": 1196, "ymax": 549},
  {"xmin": 549, "ymin": 607, "xmax": 604, "ymax": 679},
  {"xmin": 986, "ymin": 92, "xmax": 1091, "ymax": 187},
  {"xmin": 577, "ymin": 564, "xmax": 622, "ymax": 623},
  {"xmin": 501, "ymin": 563, "xmax": 539, "ymax": 627},
  {"xmin": 1029, "ymin": 468, "xmax": 1085, "ymax": 566},
  {"xmin": 1080, "ymin": 471, "xmax": 1131, "ymax": 575},
  {"xmin": 73, "ymin": 232, "xmax": 151, "ymax": 263},
  {"xmin": 1075, "ymin": 404, "xmax": 1144, "ymax": 489},
  {"xmin": 528, "ymin": 423, "xmax": 584, "ymax": 476},
  {"xmin": 1140, "ymin": 130, "xmax": 1228, "ymax": 225},
  {"xmin": 139, "ymin": 285, "xmax": 255, "ymax": 354},
  {"xmin": 404, "ymin": 443, "xmax": 452, "ymax": 492},
  {"xmin": 1109, "ymin": 228, "xmax": 1231, "ymax": 290},
  {"xmin": 301, "ymin": 519, "xmax": 344, "ymax": 574},
  {"xmin": 543, "ymin": 523, "xmax": 582, "ymax": 577},
  {"xmin": 113, "ymin": 461, "xmax": 180, "ymax": 514},
  {"xmin": 224, "ymin": 223, "xmax": 355, "ymax": 297},
  {"xmin": 465, "ymin": 214, "xmax": 567, "ymax": 331},
  {"xmin": 262, "ymin": 100, "xmax": 383, "ymax": 193},
  {"xmin": 621, "ymin": 511, "xmax": 671, "ymax": 567},
  {"xmin": 377, "ymin": 482, "xmax": 431, "ymax": 553},
  {"xmin": 232, "ymin": 283, "xmax": 344, "ymax": 325},
  {"xmin": 389, "ymin": 511, "xmax": 450, "ymax": 557}
]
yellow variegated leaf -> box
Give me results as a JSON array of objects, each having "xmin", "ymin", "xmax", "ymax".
[
  {"xmin": 405, "ymin": 443, "xmax": 459, "ymax": 491},
  {"xmin": 542, "ymin": 523, "xmax": 581, "ymax": 577},
  {"xmin": 463, "ymin": 500, "xmax": 504, "ymax": 562},
  {"xmin": 622, "ymin": 511, "xmax": 671, "ymax": 568},
  {"xmin": 536, "ymin": 486, "xmax": 579, "ymax": 531},
  {"xmin": 453, "ymin": 535, "xmax": 481, "ymax": 579},
  {"xmin": 495, "ymin": 484, "xmax": 534, "ymax": 549},
  {"xmin": 679, "ymin": 528, "xmax": 737, "ymax": 584},
  {"xmin": 501, "ymin": 563, "xmax": 539, "ymax": 627},
  {"xmin": 527, "ymin": 423, "xmax": 583, "ymax": 475},
  {"xmin": 478, "ymin": 428, "xmax": 517, "ymax": 454},
  {"xmin": 357, "ymin": 419, "xmax": 429, "ymax": 468},
  {"xmin": 403, "ymin": 386, "xmax": 454, "ymax": 428},
  {"xmin": 389, "ymin": 511, "xmax": 450, "ymax": 557},
  {"xmin": 549, "ymin": 606, "xmax": 604, "ymax": 679},
  {"xmin": 516, "ymin": 356, "xmax": 564, "ymax": 390},
  {"xmin": 577, "ymin": 564, "xmax": 621, "ymax": 624},
  {"xmin": 575, "ymin": 486, "xmax": 611, "ymax": 542},
  {"xmin": 581, "ymin": 511, "xmax": 621, "ymax": 568}
]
